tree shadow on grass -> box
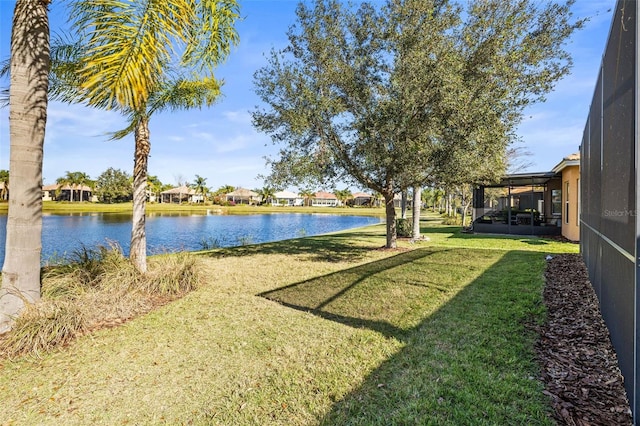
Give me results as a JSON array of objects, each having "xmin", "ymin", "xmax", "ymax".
[
  {"xmin": 264, "ymin": 247, "xmax": 552, "ymax": 424},
  {"xmin": 322, "ymin": 249, "xmax": 550, "ymax": 424},
  {"xmin": 260, "ymin": 248, "xmax": 449, "ymax": 340},
  {"xmin": 198, "ymin": 227, "xmax": 387, "ymax": 263}
]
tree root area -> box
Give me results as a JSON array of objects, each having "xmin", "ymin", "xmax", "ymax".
[{"xmin": 539, "ymin": 254, "xmax": 632, "ymax": 425}]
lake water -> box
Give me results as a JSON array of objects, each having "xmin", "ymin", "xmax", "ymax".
[{"xmin": 0, "ymin": 212, "xmax": 383, "ymax": 264}]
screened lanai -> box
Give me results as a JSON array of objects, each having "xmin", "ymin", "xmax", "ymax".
[{"xmin": 472, "ymin": 172, "xmax": 562, "ymax": 236}]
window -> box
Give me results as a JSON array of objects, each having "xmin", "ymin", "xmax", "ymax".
[
  {"xmin": 551, "ymin": 189, "xmax": 562, "ymax": 215},
  {"xmin": 565, "ymin": 181, "xmax": 570, "ymax": 224}
]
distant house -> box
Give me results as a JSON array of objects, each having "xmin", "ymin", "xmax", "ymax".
[
  {"xmin": 311, "ymin": 191, "xmax": 338, "ymax": 207},
  {"xmin": 392, "ymin": 192, "xmax": 413, "ymax": 209},
  {"xmin": 351, "ymin": 192, "xmax": 375, "ymax": 207},
  {"xmin": 226, "ymin": 188, "xmax": 260, "ymax": 205},
  {"xmin": 160, "ymin": 186, "xmax": 196, "ymax": 203},
  {"xmin": 272, "ymin": 190, "xmax": 304, "ymax": 206},
  {"xmin": 42, "ymin": 184, "xmax": 95, "ymax": 202}
]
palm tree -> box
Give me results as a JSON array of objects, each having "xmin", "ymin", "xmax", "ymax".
[
  {"xmin": 191, "ymin": 175, "xmax": 208, "ymax": 203},
  {"xmin": 52, "ymin": 1, "xmax": 240, "ymax": 272},
  {"xmin": 0, "ymin": 0, "xmax": 50, "ymax": 333},
  {"xmin": 147, "ymin": 175, "xmax": 163, "ymax": 202},
  {"xmin": 56, "ymin": 172, "xmax": 75, "ymax": 202},
  {"xmin": 334, "ymin": 188, "xmax": 353, "ymax": 207},
  {"xmin": 299, "ymin": 188, "xmax": 315, "ymax": 207},
  {"xmin": 255, "ymin": 186, "xmax": 276, "ymax": 205},
  {"xmin": 56, "ymin": 171, "xmax": 91, "ymax": 202}
]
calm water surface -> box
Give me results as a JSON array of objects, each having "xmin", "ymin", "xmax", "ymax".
[{"xmin": 0, "ymin": 212, "xmax": 382, "ymax": 264}]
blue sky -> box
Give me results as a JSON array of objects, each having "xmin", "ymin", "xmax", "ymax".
[{"xmin": 0, "ymin": 0, "xmax": 615, "ymax": 191}]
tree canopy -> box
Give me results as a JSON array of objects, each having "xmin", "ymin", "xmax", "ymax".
[
  {"xmin": 252, "ymin": 0, "xmax": 582, "ymax": 247},
  {"xmin": 95, "ymin": 167, "xmax": 133, "ymax": 203}
]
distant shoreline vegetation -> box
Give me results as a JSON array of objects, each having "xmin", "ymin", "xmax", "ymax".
[{"xmin": 0, "ymin": 202, "xmax": 386, "ymax": 217}]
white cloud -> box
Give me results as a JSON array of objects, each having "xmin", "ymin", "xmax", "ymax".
[{"xmin": 222, "ymin": 110, "xmax": 252, "ymax": 125}]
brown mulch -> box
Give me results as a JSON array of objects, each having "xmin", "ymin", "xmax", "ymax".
[{"xmin": 539, "ymin": 253, "xmax": 633, "ymax": 425}]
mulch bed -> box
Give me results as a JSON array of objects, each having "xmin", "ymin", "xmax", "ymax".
[{"xmin": 539, "ymin": 253, "xmax": 633, "ymax": 425}]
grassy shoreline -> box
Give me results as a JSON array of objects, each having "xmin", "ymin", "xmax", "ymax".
[
  {"xmin": 0, "ymin": 201, "xmax": 386, "ymax": 216},
  {"xmin": 0, "ymin": 214, "xmax": 578, "ymax": 424}
]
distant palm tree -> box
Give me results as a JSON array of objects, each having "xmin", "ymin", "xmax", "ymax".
[
  {"xmin": 255, "ymin": 186, "xmax": 276, "ymax": 205},
  {"xmin": 50, "ymin": 0, "xmax": 240, "ymax": 273},
  {"xmin": 56, "ymin": 171, "xmax": 91, "ymax": 202},
  {"xmin": 147, "ymin": 175, "xmax": 163, "ymax": 202},
  {"xmin": 213, "ymin": 185, "xmax": 236, "ymax": 197},
  {"xmin": 334, "ymin": 188, "xmax": 353, "ymax": 207},
  {"xmin": 191, "ymin": 175, "xmax": 208, "ymax": 203},
  {"xmin": 299, "ymin": 188, "xmax": 315, "ymax": 207}
]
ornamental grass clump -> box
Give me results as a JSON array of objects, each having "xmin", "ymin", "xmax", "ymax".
[
  {"xmin": 0, "ymin": 245, "xmax": 203, "ymax": 359},
  {"xmin": 0, "ymin": 300, "xmax": 85, "ymax": 359},
  {"xmin": 143, "ymin": 253, "xmax": 202, "ymax": 296}
]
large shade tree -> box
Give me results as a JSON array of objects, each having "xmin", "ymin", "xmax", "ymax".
[
  {"xmin": 0, "ymin": 0, "xmax": 50, "ymax": 333},
  {"xmin": 51, "ymin": 0, "xmax": 240, "ymax": 272},
  {"xmin": 95, "ymin": 167, "xmax": 133, "ymax": 203},
  {"xmin": 252, "ymin": 0, "xmax": 582, "ymax": 248}
]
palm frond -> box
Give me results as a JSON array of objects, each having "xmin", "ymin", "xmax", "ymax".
[
  {"xmin": 147, "ymin": 75, "xmax": 223, "ymax": 115},
  {"xmin": 182, "ymin": 0, "xmax": 241, "ymax": 70},
  {"xmin": 105, "ymin": 107, "xmax": 141, "ymax": 140},
  {"xmin": 0, "ymin": 57, "xmax": 9, "ymax": 108},
  {"xmin": 69, "ymin": 0, "xmax": 196, "ymax": 110}
]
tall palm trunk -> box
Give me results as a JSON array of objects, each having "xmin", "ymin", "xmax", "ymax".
[
  {"xmin": 383, "ymin": 181, "xmax": 397, "ymax": 249},
  {"xmin": 0, "ymin": 0, "xmax": 50, "ymax": 333},
  {"xmin": 412, "ymin": 185, "xmax": 422, "ymax": 240},
  {"xmin": 130, "ymin": 116, "xmax": 150, "ymax": 273},
  {"xmin": 400, "ymin": 189, "xmax": 408, "ymax": 219}
]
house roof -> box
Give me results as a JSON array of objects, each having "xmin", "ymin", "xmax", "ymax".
[
  {"xmin": 43, "ymin": 184, "xmax": 92, "ymax": 191},
  {"xmin": 313, "ymin": 191, "xmax": 337, "ymax": 199},
  {"xmin": 484, "ymin": 172, "xmax": 559, "ymax": 188},
  {"xmin": 352, "ymin": 192, "xmax": 373, "ymax": 198},
  {"xmin": 227, "ymin": 188, "xmax": 258, "ymax": 197},
  {"xmin": 274, "ymin": 190, "xmax": 300, "ymax": 199},
  {"xmin": 551, "ymin": 152, "xmax": 580, "ymax": 173},
  {"xmin": 161, "ymin": 185, "xmax": 194, "ymax": 195}
]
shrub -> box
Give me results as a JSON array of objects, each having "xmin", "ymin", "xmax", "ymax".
[
  {"xmin": 441, "ymin": 216, "xmax": 462, "ymax": 226},
  {"xmin": 396, "ymin": 218, "xmax": 413, "ymax": 237}
]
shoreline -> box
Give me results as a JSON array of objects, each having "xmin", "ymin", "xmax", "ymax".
[{"xmin": 0, "ymin": 201, "xmax": 386, "ymax": 217}]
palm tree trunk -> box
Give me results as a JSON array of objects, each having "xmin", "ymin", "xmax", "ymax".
[
  {"xmin": 130, "ymin": 117, "xmax": 150, "ymax": 273},
  {"xmin": 383, "ymin": 183, "xmax": 397, "ymax": 249},
  {"xmin": 0, "ymin": 0, "xmax": 49, "ymax": 333},
  {"xmin": 412, "ymin": 185, "xmax": 421, "ymax": 240},
  {"xmin": 400, "ymin": 189, "xmax": 407, "ymax": 219}
]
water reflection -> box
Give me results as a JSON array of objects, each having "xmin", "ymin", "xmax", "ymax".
[{"xmin": 0, "ymin": 213, "xmax": 382, "ymax": 264}]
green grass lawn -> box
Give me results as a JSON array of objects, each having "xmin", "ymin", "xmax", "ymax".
[{"xmin": 0, "ymin": 214, "xmax": 578, "ymax": 425}]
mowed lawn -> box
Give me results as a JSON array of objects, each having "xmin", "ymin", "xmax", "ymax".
[{"xmin": 0, "ymin": 215, "xmax": 578, "ymax": 425}]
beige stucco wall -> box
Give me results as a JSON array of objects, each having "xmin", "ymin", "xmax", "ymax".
[{"xmin": 561, "ymin": 165, "xmax": 580, "ymax": 241}]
